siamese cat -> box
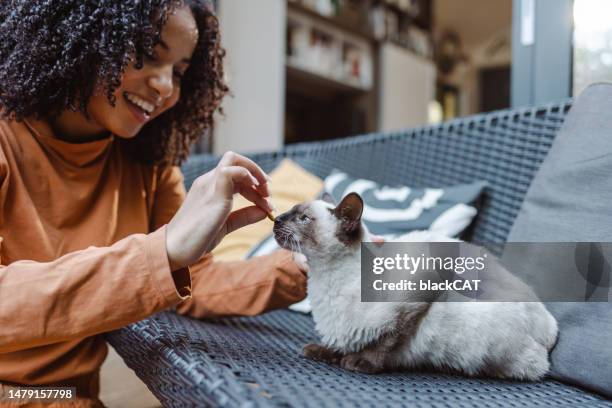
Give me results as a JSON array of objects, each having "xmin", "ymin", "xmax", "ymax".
[{"xmin": 272, "ymin": 193, "xmax": 558, "ymax": 380}]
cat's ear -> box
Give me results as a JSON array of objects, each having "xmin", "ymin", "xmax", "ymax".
[
  {"xmin": 334, "ymin": 193, "xmax": 364, "ymax": 224},
  {"xmin": 321, "ymin": 192, "xmax": 336, "ymax": 205}
]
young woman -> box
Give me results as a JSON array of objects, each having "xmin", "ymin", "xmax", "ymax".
[{"xmin": 0, "ymin": 1, "xmax": 307, "ymax": 405}]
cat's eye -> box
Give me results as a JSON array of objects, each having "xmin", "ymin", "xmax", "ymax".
[{"xmin": 298, "ymin": 214, "xmax": 310, "ymax": 223}]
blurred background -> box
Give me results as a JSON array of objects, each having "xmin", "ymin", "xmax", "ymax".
[{"xmin": 189, "ymin": 0, "xmax": 612, "ymax": 155}]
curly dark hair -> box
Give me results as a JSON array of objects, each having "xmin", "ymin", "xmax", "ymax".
[{"xmin": 0, "ymin": 0, "xmax": 228, "ymax": 166}]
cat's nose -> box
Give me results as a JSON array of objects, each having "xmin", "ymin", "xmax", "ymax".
[
  {"xmin": 273, "ymin": 216, "xmax": 285, "ymax": 235},
  {"xmin": 274, "ymin": 213, "xmax": 288, "ymax": 226}
]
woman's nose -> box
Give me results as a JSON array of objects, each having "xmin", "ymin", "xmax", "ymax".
[{"xmin": 147, "ymin": 70, "xmax": 173, "ymax": 99}]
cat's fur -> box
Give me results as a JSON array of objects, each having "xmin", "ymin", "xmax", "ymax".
[{"xmin": 273, "ymin": 193, "xmax": 558, "ymax": 380}]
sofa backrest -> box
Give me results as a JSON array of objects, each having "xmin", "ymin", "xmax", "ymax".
[{"xmin": 182, "ymin": 100, "xmax": 572, "ymax": 244}]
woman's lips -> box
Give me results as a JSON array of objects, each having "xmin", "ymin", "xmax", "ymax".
[{"xmin": 124, "ymin": 95, "xmax": 151, "ymax": 124}]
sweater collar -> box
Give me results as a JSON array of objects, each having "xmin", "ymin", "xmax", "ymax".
[{"xmin": 23, "ymin": 118, "xmax": 114, "ymax": 167}]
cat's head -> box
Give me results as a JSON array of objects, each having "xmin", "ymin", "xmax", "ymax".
[{"xmin": 272, "ymin": 192, "xmax": 365, "ymax": 258}]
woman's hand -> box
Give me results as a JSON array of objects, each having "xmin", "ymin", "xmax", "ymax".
[{"xmin": 166, "ymin": 152, "xmax": 273, "ymax": 270}]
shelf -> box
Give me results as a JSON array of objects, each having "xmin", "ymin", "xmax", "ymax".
[
  {"xmin": 383, "ymin": 0, "xmax": 432, "ymax": 31},
  {"xmin": 287, "ymin": 1, "xmax": 377, "ymax": 43},
  {"xmin": 385, "ymin": 38, "xmax": 434, "ymax": 63},
  {"xmin": 286, "ymin": 61, "xmax": 372, "ymax": 96}
]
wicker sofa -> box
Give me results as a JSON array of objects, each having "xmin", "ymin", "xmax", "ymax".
[{"xmin": 107, "ymin": 99, "xmax": 612, "ymax": 407}]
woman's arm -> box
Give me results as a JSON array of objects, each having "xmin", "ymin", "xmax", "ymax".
[
  {"xmin": 0, "ymin": 143, "xmax": 191, "ymax": 353},
  {"xmin": 152, "ymin": 165, "xmax": 307, "ymax": 319},
  {"xmin": 174, "ymin": 251, "xmax": 306, "ymax": 318},
  {"xmin": 0, "ymin": 227, "xmax": 190, "ymax": 354}
]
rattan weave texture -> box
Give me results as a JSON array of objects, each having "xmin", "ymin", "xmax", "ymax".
[
  {"xmin": 106, "ymin": 100, "xmax": 612, "ymax": 407},
  {"xmin": 108, "ymin": 310, "xmax": 612, "ymax": 407},
  {"xmin": 182, "ymin": 101, "xmax": 571, "ymax": 245}
]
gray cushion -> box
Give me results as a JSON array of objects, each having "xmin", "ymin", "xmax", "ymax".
[{"xmin": 504, "ymin": 83, "xmax": 612, "ymax": 398}]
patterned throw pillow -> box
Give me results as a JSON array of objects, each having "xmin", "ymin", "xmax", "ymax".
[
  {"xmin": 324, "ymin": 170, "xmax": 487, "ymax": 237},
  {"xmin": 248, "ymin": 170, "xmax": 486, "ymax": 259}
]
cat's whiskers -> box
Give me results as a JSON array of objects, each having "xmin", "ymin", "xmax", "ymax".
[
  {"xmin": 288, "ymin": 235, "xmax": 303, "ymax": 255},
  {"xmin": 293, "ymin": 236, "xmax": 303, "ymax": 255},
  {"xmin": 274, "ymin": 225, "xmax": 292, "ymax": 249},
  {"xmin": 285, "ymin": 228, "xmax": 303, "ymax": 254},
  {"xmin": 286, "ymin": 233, "xmax": 298, "ymax": 253},
  {"xmin": 276, "ymin": 225, "xmax": 300, "ymax": 252}
]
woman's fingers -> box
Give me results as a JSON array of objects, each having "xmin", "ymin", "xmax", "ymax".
[
  {"xmin": 224, "ymin": 206, "xmax": 267, "ymax": 234},
  {"xmin": 218, "ymin": 151, "xmax": 270, "ymax": 197},
  {"xmin": 219, "ymin": 166, "xmax": 273, "ymax": 212},
  {"xmin": 238, "ymin": 184, "xmax": 274, "ymax": 213},
  {"xmin": 167, "ymin": 155, "xmax": 272, "ymax": 268},
  {"xmin": 218, "ymin": 165, "xmax": 257, "ymax": 194}
]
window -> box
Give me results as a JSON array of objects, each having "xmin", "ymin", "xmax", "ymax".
[{"xmin": 573, "ymin": 0, "xmax": 612, "ymax": 96}]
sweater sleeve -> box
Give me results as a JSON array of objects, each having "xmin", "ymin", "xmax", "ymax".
[
  {"xmin": 0, "ymin": 226, "xmax": 189, "ymax": 354},
  {"xmin": 175, "ymin": 250, "xmax": 306, "ymax": 318},
  {"xmin": 0, "ymin": 147, "xmax": 190, "ymax": 353},
  {"xmin": 152, "ymin": 166, "xmax": 307, "ymax": 319}
]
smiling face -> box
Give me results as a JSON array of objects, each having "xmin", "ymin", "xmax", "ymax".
[
  {"xmin": 99, "ymin": 5, "xmax": 198, "ymax": 138},
  {"xmin": 57, "ymin": 4, "xmax": 199, "ymax": 140}
]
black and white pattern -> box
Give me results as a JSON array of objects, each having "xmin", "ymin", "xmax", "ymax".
[
  {"xmin": 325, "ymin": 170, "xmax": 487, "ymax": 237},
  {"xmin": 247, "ymin": 170, "xmax": 486, "ymax": 261}
]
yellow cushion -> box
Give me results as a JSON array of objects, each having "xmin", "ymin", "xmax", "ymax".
[{"xmin": 211, "ymin": 159, "xmax": 324, "ymax": 261}]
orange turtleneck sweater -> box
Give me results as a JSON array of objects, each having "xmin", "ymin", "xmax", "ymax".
[{"xmin": 0, "ymin": 118, "xmax": 306, "ymax": 406}]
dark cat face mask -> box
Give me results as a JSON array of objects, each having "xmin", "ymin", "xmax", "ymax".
[{"xmin": 273, "ymin": 193, "xmax": 364, "ymax": 255}]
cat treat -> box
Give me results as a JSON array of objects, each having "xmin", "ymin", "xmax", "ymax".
[{"xmin": 261, "ymin": 198, "xmax": 276, "ymax": 221}]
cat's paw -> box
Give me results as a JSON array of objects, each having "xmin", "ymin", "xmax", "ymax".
[
  {"xmin": 505, "ymin": 344, "xmax": 551, "ymax": 381},
  {"xmin": 302, "ymin": 343, "xmax": 342, "ymax": 364},
  {"xmin": 340, "ymin": 353, "xmax": 383, "ymax": 374}
]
